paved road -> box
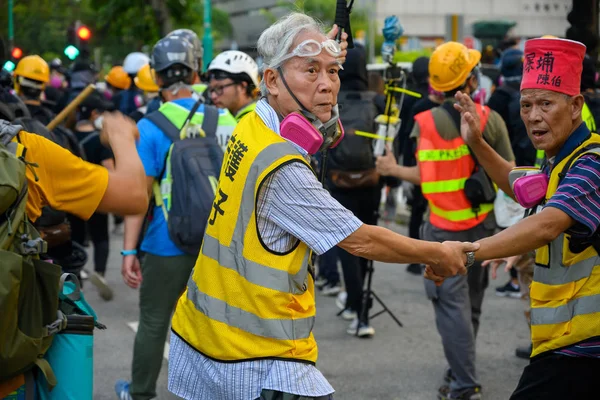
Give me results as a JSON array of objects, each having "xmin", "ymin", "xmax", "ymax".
[{"xmin": 88, "ymin": 221, "xmax": 528, "ymax": 400}]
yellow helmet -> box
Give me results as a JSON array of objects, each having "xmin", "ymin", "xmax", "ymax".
[
  {"xmin": 14, "ymin": 55, "xmax": 50, "ymax": 84},
  {"xmin": 429, "ymin": 42, "xmax": 481, "ymax": 92},
  {"xmin": 105, "ymin": 66, "xmax": 131, "ymax": 90},
  {"xmin": 134, "ymin": 64, "xmax": 159, "ymax": 93}
]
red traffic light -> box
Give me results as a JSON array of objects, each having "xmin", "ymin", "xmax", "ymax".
[
  {"xmin": 11, "ymin": 47, "xmax": 23, "ymax": 59},
  {"xmin": 77, "ymin": 26, "xmax": 91, "ymax": 41}
]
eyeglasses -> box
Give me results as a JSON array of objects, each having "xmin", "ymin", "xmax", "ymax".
[
  {"xmin": 207, "ymin": 82, "xmax": 238, "ymax": 96},
  {"xmin": 278, "ymin": 39, "xmax": 342, "ymax": 64}
]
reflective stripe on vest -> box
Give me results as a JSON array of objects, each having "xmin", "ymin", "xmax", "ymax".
[
  {"xmin": 416, "ymin": 106, "xmax": 493, "ymax": 231},
  {"xmin": 429, "ymin": 202, "xmax": 494, "ymax": 222},
  {"xmin": 530, "ymin": 134, "xmax": 600, "ymax": 358},
  {"xmin": 171, "ymin": 112, "xmax": 317, "ymax": 363},
  {"xmin": 417, "ymin": 144, "xmax": 470, "ymax": 162},
  {"xmin": 422, "ymin": 178, "xmax": 467, "ymax": 195}
]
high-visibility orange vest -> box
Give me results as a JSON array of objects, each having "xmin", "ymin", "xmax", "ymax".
[{"xmin": 416, "ymin": 105, "xmax": 493, "ymax": 232}]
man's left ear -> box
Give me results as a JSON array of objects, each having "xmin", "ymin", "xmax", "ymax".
[{"xmin": 572, "ymin": 94, "xmax": 585, "ymax": 120}]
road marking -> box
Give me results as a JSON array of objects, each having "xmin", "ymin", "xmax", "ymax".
[{"xmin": 127, "ymin": 321, "xmax": 170, "ymax": 361}]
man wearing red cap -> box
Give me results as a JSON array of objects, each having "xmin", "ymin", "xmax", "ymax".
[{"xmin": 453, "ymin": 37, "xmax": 600, "ymax": 398}]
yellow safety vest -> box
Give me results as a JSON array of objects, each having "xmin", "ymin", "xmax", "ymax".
[
  {"xmin": 171, "ymin": 111, "xmax": 318, "ymax": 364},
  {"xmin": 530, "ymin": 133, "xmax": 600, "ymax": 357}
]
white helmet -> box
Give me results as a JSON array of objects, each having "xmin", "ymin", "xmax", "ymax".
[
  {"xmin": 123, "ymin": 52, "xmax": 150, "ymax": 75},
  {"xmin": 207, "ymin": 51, "xmax": 259, "ymax": 87}
]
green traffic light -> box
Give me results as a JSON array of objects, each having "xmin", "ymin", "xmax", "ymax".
[
  {"xmin": 2, "ymin": 60, "xmax": 15, "ymax": 72},
  {"xmin": 64, "ymin": 45, "xmax": 80, "ymax": 60}
]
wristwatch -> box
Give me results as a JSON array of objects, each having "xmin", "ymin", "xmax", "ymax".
[{"xmin": 465, "ymin": 251, "xmax": 476, "ymax": 269}]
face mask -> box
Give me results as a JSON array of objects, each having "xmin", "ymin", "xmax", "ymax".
[
  {"xmin": 277, "ymin": 66, "xmax": 344, "ymax": 154},
  {"xmin": 509, "ymin": 167, "xmax": 548, "ymax": 208},
  {"xmin": 94, "ymin": 115, "xmax": 104, "ymax": 131},
  {"xmin": 49, "ymin": 76, "xmax": 63, "ymax": 89},
  {"xmin": 280, "ymin": 106, "xmax": 344, "ymax": 155}
]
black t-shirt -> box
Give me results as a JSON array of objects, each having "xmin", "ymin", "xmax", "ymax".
[{"xmin": 74, "ymin": 128, "xmax": 113, "ymax": 165}]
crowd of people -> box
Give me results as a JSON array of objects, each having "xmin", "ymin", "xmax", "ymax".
[{"xmin": 1, "ymin": 9, "xmax": 600, "ymax": 400}]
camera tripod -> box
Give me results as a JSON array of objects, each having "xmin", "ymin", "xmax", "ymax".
[{"xmin": 341, "ymin": 248, "xmax": 403, "ymax": 337}]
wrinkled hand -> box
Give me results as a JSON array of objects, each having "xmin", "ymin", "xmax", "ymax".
[
  {"xmin": 100, "ymin": 111, "xmax": 139, "ymax": 148},
  {"xmin": 427, "ymin": 241, "xmax": 481, "ymax": 278},
  {"xmin": 453, "ymin": 91, "xmax": 483, "ymax": 146},
  {"xmin": 122, "ymin": 254, "xmax": 143, "ymax": 289},
  {"xmin": 376, "ymin": 144, "xmax": 398, "ymax": 176},
  {"xmin": 326, "ymin": 25, "xmax": 349, "ymax": 65},
  {"xmin": 483, "ymin": 255, "xmax": 521, "ymax": 280},
  {"xmin": 424, "ymin": 265, "xmax": 446, "ymax": 286}
]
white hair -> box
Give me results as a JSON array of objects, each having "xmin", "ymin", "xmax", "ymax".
[{"xmin": 257, "ymin": 12, "xmax": 324, "ymax": 95}]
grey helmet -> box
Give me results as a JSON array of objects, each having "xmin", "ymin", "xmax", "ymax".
[
  {"xmin": 167, "ymin": 29, "xmax": 203, "ymax": 60},
  {"xmin": 150, "ymin": 35, "xmax": 197, "ymax": 73}
]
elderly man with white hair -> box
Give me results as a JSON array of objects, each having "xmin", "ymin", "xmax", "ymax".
[{"xmin": 167, "ymin": 13, "xmax": 478, "ymax": 400}]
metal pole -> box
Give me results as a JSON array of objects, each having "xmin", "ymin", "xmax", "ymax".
[
  {"xmin": 8, "ymin": 0, "xmax": 14, "ymax": 50},
  {"xmin": 202, "ymin": 0, "xmax": 213, "ymax": 72}
]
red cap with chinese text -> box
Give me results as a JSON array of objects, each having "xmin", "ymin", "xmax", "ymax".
[{"xmin": 521, "ymin": 38, "xmax": 586, "ymax": 96}]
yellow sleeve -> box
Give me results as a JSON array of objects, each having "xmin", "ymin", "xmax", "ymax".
[{"xmin": 18, "ymin": 132, "xmax": 109, "ymax": 222}]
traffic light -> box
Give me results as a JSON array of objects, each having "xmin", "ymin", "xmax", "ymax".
[
  {"xmin": 11, "ymin": 47, "xmax": 23, "ymax": 60},
  {"xmin": 65, "ymin": 21, "xmax": 92, "ymax": 61},
  {"xmin": 64, "ymin": 45, "xmax": 80, "ymax": 60},
  {"xmin": 2, "ymin": 60, "xmax": 15, "ymax": 72},
  {"xmin": 77, "ymin": 26, "xmax": 91, "ymax": 41}
]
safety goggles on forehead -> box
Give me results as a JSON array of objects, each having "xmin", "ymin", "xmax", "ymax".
[{"xmin": 279, "ymin": 39, "xmax": 342, "ymax": 64}]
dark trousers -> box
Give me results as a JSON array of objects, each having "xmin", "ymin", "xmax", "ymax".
[
  {"xmin": 88, "ymin": 212, "xmax": 109, "ymax": 274},
  {"xmin": 330, "ymin": 186, "xmax": 380, "ymax": 315},
  {"xmin": 130, "ymin": 253, "xmax": 197, "ymax": 400},
  {"xmin": 510, "ymin": 353, "xmax": 600, "ymax": 399},
  {"xmin": 408, "ymin": 187, "xmax": 427, "ymax": 240},
  {"xmin": 318, "ymin": 246, "xmax": 340, "ymax": 285}
]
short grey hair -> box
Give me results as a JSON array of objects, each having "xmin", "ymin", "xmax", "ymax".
[{"xmin": 257, "ymin": 12, "xmax": 324, "ymax": 95}]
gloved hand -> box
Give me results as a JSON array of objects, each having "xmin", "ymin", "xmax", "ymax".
[{"xmin": 381, "ymin": 16, "xmax": 404, "ymax": 64}]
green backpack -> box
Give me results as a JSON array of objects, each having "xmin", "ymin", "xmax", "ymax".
[{"xmin": 0, "ymin": 120, "xmax": 66, "ymax": 387}]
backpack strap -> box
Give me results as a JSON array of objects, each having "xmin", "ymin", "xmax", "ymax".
[
  {"xmin": 145, "ymin": 111, "xmax": 180, "ymax": 142},
  {"xmin": 201, "ymin": 105, "xmax": 219, "ymax": 138},
  {"xmin": 0, "ymin": 119, "xmax": 22, "ymax": 146}
]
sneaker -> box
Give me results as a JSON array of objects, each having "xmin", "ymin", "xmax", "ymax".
[
  {"xmin": 335, "ymin": 291, "xmax": 347, "ymax": 310},
  {"xmin": 515, "ymin": 343, "xmax": 532, "ymax": 359},
  {"xmin": 115, "ymin": 380, "xmax": 132, "ymax": 400},
  {"xmin": 321, "ymin": 282, "xmax": 342, "ymax": 296},
  {"xmin": 314, "ymin": 275, "xmax": 328, "ymax": 289},
  {"xmin": 90, "ymin": 272, "xmax": 114, "ymax": 301},
  {"xmin": 80, "ymin": 269, "xmax": 89, "ymax": 280},
  {"xmin": 340, "ymin": 309, "xmax": 357, "ymax": 321},
  {"xmin": 406, "ymin": 263, "xmax": 423, "ymax": 275},
  {"xmin": 438, "ymin": 385, "xmax": 482, "ymax": 400},
  {"xmin": 495, "ymin": 281, "xmax": 521, "ymax": 298},
  {"xmin": 346, "ymin": 318, "xmax": 375, "ymax": 338}
]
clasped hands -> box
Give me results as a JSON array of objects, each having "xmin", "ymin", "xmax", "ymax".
[{"xmin": 423, "ymin": 241, "xmax": 480, "ymax": 285}]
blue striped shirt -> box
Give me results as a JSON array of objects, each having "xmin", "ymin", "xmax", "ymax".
[{"xmin": 168, "ymin": 99, "xmax": 363, "ymax": 399}]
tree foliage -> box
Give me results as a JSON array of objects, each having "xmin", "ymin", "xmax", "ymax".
[{"xmin": 1, "ymin": 0, "xmax": 232, "ymax": 65}]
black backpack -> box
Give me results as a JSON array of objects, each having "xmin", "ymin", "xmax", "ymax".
[
  {"xmin": 326, "ymin": 91, "xmax": 380, "ymax": 189},
  {"xmin": 145, "ymin": 102, "xmax": 223, "ymax": 255}
]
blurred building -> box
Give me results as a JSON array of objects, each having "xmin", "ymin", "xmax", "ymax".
[
  {"xmin": 378, "ymin": 0, "xmax": 571, "ymax": 38},
  {"xmin": 213, "ymin": 0, "xmax": 574, "ymax": 56}
]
